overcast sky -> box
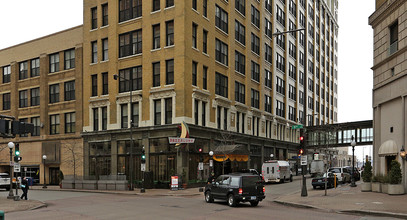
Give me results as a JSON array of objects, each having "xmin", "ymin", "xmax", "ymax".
[{"xmin": 0, "ymin": 1, "xmax": 375, "ymax": 161}]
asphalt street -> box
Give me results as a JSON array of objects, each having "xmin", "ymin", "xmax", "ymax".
[{"xmin": 0, "ymin": 178, "xmax": 397, "ymax": 220}]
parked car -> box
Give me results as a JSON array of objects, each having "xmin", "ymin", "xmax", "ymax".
[
  {"xmin": 239, "ymin": 169, "xmax": 260, "ymax": 176},
  {"xmin": 312, "ymin": 172, "xmax": 338, "ymax": 189},
  {"xmin": 0, "ymin": 173, "xmax": 11, "ymax": 191},
  {"xmin": 344, "ymin": 166, "xmax": 360, "ymax": 181},
  {"xmin": 328, "ymin": 167, "xmax": 351, "ymax": 184},
  {"xmin": 204, "ymin": 173, "xmax": 265, "ymax": 207}
]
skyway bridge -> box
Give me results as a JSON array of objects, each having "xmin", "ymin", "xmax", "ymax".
[{"xmin": 305, "ymin": 120, "xmax": 373, "ymax": 148}]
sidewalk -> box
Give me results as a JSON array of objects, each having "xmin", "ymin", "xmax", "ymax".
[{"xmin": 274, "ymin": 182, "xmax": 407, "ymax": 219}]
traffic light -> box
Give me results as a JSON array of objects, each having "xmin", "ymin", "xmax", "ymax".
[
  {"xmin": 299, "ymin": 148, "xmax": 304, "ymax": 155},
  {"xmin": 198, "ymin": 148, "xmax": 202, "ymax": 153},
  {"xmin": 14, "ymin": 156, "xmax": 22, "ymax": 163},
  {"xmin": 15, "ymin": 143, "xmax": 20, "ymax": 156},
  {"xmin": 141, "ymin": 147, "xmax": 146, "ymax": 164}
]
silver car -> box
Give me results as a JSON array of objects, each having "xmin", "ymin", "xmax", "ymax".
[{"xmin": 328, "ymin": 167, "xmax": 351, "ymax": 184}]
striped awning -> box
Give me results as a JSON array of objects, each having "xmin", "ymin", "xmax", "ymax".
[{"xmin": 378, "ymin": 140, "xmax": 398, "ymax": 157}]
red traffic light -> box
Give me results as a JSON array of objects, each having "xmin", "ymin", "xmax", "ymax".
[
  {"xmin": 299, "ymin": 149, "xmax": 304, "ymax": 155},
  {"xmin": 299, "ymin": 136, "xmax": 304, "ymax": 141},
  {"xmin": 198, "ymin": 148, "xmax": 202, "ymax": 152}
]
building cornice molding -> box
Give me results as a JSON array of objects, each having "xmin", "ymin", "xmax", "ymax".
[{"xmin": 369, "ymin": 0, "xmax": 404, "ymax": 27}]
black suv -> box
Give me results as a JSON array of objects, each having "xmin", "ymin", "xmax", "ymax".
[{"xmin": 204, "ymin": 173, "xmax": 265, "ymax": 207}]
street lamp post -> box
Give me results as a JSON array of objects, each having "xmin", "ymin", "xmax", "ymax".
[
  {"xmin": 42, "ymin": 155, "xmax": 47, "ymax": 189},
  {"xmin": 351, "ymin": 136, "xmax": 357, "ymax": 187},
  {"xmin": 114, "ymin": 74, "xmax": 135, "ymax": 191},
  {"xmin": 7, "ymin": 142, "xmax": 15, "ymax": 199},
  {"xmin": 209, "ymin": 151, "xmax": 214, "ymax": 177}
]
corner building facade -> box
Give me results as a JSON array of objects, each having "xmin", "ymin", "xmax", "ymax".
[{"xmin": 82, "ymin": 0, "xmax": 338, "ymax": 186}]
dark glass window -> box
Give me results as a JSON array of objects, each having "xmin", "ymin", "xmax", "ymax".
[
  {"xmin": 215, "ymin": 39, "xmax": 228, "ymax": 66},
  {"xmin": 235, "ymin": 20, "xmax": 245, "ymax": 45},
  {"xmin": 102, "ymin": 4, "xmax": 108, "ymax": 26},
  {"xmin": 30, "ymin": 88, "xmax": 40, "ymax": 106},
  {"xmin": 19, "ymin": 61, "xmax": 28, "ymax": 80},
  {"xmin": 49, "ymin": 53, "xmax": 60, "ymax": 73},
  {"xmin": 251, "ymin": 61, "xmax": 260, "ymax": 82},
  {"xmin": 153, "ymin": 0, "xmax": 160, "ymax": 11},
  {"xmin": 49, "ymin": 84, "xmax": 60, "ymax": 103},
  {"xmin": 2, "ymin": 93, "xmax": 10, "ymax": 110},
  {"xmin": 215, "ymin": 72, "xmax": 228, "ymax": 98},
  {"xmin": 235, "ymin": 0, "xmax": 245, "ymax": 15},
  {"xmin": 19, "ymin": 90, "xmax": 28, "ymax": 108},
  {"xmin": 93, "ymin": 108, "xmax": 99, "ymax": 131},
  {"xmin": 203, "ymin": 66, "xmax": 208, "ymax": 90},
  {"xmin": 235, "ymin": 51, "xmax": 245, "ymax": 75},
  {"xmin": 192, "ymin": 61, "xmax": 197, "ymax": 86},
  {"xmin": 166, "ymin": 0, "xmax": 174, "ymax": 7},
  {"xmin": 102, "ymin": 72, "xmax": 109, "ymax": 95},
  {"xmin": 153, "ymin": 62, "xmax": 160, "ymax": 87},
  {"xmin": 119, "ymin": 29, "xmax": 142, "ymax": 57},
  {"xmin": 2, "ymin": 66, "xmax": 10, "ymax": 83},
  {"xmin": 31, "ymin": 58, "xmax": 40, "ymax": 77},
  {"xmin": 215, "ymin": 5, "xmax": 228, "ymax": 33},
  {"xmin": 102, "ymin": 107, "xmax": 107, "ymax": 130},
  {"xmin": 64, "ymin": 81, "xmax": 75, "ymax": 101},
  {"xmin": 235, "ymin": 81, "xmax": 245, "ymax": 104},
  {"xmin": 102, "ymin": 38, "xmax": 109, "ymax": 61},
  {"xmin": 251, "ymin": 33, "xmax": 259, "ymax": 55},
  {"xmin": 251, "ymin": 89, "xmax": 259, "ymax": 108},
  {"xmin": 166, "ymin": 59, "xmax": 174, "ymax": 85},
  {"xmin": 165, "ymin": 98, "xmax": 172, "ymax": 124},
  {"xmin": 192, "ymin": 23, "xmax": 198, "ymax": 48},
  {"xmin": 203, "ymin": 30, "xmax": 208, "ymax": 53},
  {"xmin": 64, "ymin": 49, "xmax": 75, "ymax": 70},
  {"xmin": 251, "ymin": 5, "xmax": 260, "ymax": 28},
  {"xmin": 91, "ymin": 74, "xmax": 98, "ymax": 96},
  {"xmin": 166, "ymin": 20, "xmax": 174, "ymax": 46},
  {"xmin": 91, "ymin": 7, "xmax": 97, "ymax": 29},
  {"xmin": 91, "ymin": 41, "xmax": 98, "ymax": 63},
  {"xmin": 119, "ymin": 66, "xmax": 143, "ymax": 92},
  {"xmin": 121, "ymin": 104, "xmax": 128, "ymax": 128},
  {"xmin": 31, "ymin": 117, "xmax": 40, "ymax": 136},
  {"xmin": 154, "ymin": 100, "xmax": 161, "ymax": 125},
  {"xmin": 50, "ymin": 114, "xmax": 60, "ymax": 135},
  {"xmin": 119, "ymin": 0, "xmax": 142, "ymax": 22},
  {"xmin": 153, "ymin": 24, "xmax": 160, "ymax": 49},
  {"xmin": 65, "ymin": 112, "xmax": 76, "ymax": 133}
]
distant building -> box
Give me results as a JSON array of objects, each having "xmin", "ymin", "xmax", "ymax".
[{"xmin": 369, "ymin": 0, "xmax": 407, "ymax": 190}]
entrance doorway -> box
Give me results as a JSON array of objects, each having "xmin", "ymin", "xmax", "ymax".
[
  {"xmin": 49, "ymin": 167, "xmax": 60, "ymax": 185},
  {"xmin": 385, "ymin": 156, "xmax": 396, "ymax": 173}
]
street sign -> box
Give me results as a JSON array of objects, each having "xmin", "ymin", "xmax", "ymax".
[
  {"xmin": 14, "ymin": 163, "xmax": 20, "ymax": 172},
  {"xmin": 301, "ymin": 155, "xmax": 308, "ymax": 166},
  {"xmin": 292, "ymin": 124, "xmax": 303, "ymax": 129},
  {"xmin": 198, "ymin": 162, "xmax": 203, "ymax": 171},
  {"xmin": 141, "ymin": 163, "xmax": 146, "ymax": 172},
  {"xmin": 9, "ymin": 161, "xmax": 14, "ymax": 166},
  {"xmin": 171, "ymin": 176, "xmax": 179, "ymax": 190},
  {"xmin": 168, "ymin": 137, "xmax": 195, "ymax": 144}
]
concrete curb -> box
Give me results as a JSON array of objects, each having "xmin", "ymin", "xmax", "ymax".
[
  {"xmin": 339, "ymin": 210, "xmax": 407, "ymax": 220},
  {"xmin": 29, "ymin": 201, "xmax": 48, "ymax": 211},
  {"xmin": 274, "ymin": 200, "xmax": 407, "ymax": 219}
]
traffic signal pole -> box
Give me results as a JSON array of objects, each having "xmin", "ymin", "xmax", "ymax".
[{"xmin": 299, "ymin": 129, "xmax": 308, "ymax": 197}]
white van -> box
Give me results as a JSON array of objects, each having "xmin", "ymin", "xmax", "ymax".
[{"xmin": 262, "ymin": 161, "xmax": 292, "ymax": 183}]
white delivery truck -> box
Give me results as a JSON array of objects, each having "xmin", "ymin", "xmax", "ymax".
[
  {"xmin": 310, "ymin": 160, "xmax": 325, "ymax": 177},
  {"xmin": 262, "ymin": 160, "xmax": 292, "ymax": 183}
]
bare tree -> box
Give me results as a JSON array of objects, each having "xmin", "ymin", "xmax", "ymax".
[{"xmin": 62, "ymin": 140, "xmax": 83, "ymax": 183}]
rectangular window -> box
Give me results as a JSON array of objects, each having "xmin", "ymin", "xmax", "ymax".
[
  {"xmin": 289, "ymin": 41, "xmax": 296, "ymax": 59},
  {"xmin": 289, "ymin": 106, "xmax": 296, "ymax": 121},
  {"xmin": 224, "ymin": 108, "xmax": 228, "ymax": 130},
  {"xmin": 102, "ymin": 107, "xmax": 107, "ymax": 130},
  {"xmin": 31, "ymin": 117, "xmax": 40, "ymax": 136},
  {"xmin": 265, "ymin": 95, "xmax": 272, "ymax": 113},
  {"xmin": 217, "ymin": 107, "xmax": 221, "ymax": 129},
  {"xmin": 154, "ymin": 99, "xmax": 161, "ymax": 125},
  {"xmin": 94, "ymin": 108, "xmax": 99, "ymax": 131},
  {"xmin": 153, "ymin": 62, "xmax": 160, "ymax": 87},
  {"xmin": 102, "ymin": 72, "xmax": 109, "ymax": 95},
  {"xmin": 299, "ymin": 51, "xmax": 304, "ymax": 65},
  {"xmin": 215, "ymin": 5, "xmax": 228, "ymax": 33},
  {"xmin": 2, "ymin": 66, "xmax": 10, "ymax": 83},
  {"xmin": 203, "ymin": 66, "xmax": 208, "ymax": 90},
  {"xmin": 165, "ymin": 98, "xmax": 172, "ymax": 124},
  {"xmin": 131, "ymin": 102, "xmax": 139, "ymax": 127},
  {"xmin": 153, "ymin": 0, "xmax": 160, "ymax": 11},
  {"xmin": 65, "ymin": 112, "xmax": 76, "ymax": 133},
  {"xmin": 265, "ymin": 44, "xmax": 273, "ymax": 63},
  {"xmin": 102, "ymin": 3, "xmax": 108, "ymax": 26},
  {"xmin": 265, "ymin": 69, "xmax": 272, "ymax": 88},
  {"xmin": 299, "ymin": 90, "xmax": 304, "ymax": 104},
  {"xmin": 276, "ymin": 100, "xmax": 285, "ymax": 117},
  {"xmin": 265, "ymin": 0, "xmax": 272, "ymax": 13},
  {"xmin": 119, "ymin": 0, "xmax": 142, "ymax": 22},
  {"xmin": 102, "ymin": 38, "xmax": 108, "ymax": 61},
  {"xmin": 251, "ymin": 5, "xmax": 260, "ymax": 28},
  {"xmin": 153, "ymin": 24, "xmax": 160, "ymax": 49},
  {"xmin": 192, "ymin": 0, "xmax": 197, "ymax": 10},
  {"xmin": 251, "ymin": 89, "xmax": 259, "ymax": 109},
  {"xmin": 202, "ymin": 102, "xmax": 206, "ymax": 126},
  {"xmin": 192, "ymin": 23, "xmax": 198, "ymax": 48},
  {"xmin": 91, "ymin": 74, "xmax": 98, "ymax": 96},
  {"xmin": 289, "ymin": 0, "xmax": 296, "ymax": 17},
  {"xmin": 203, "ymin": 0, "xmax": 207, "ymax": 17},
  {"xmin": 19, "ymin": 61, "xmax": 28, "ymax": 80},
  {"xmin": 276, "ymin": 29, "xmax": 286, "ymax": 49},
  {"xmin": 49, "ymin": 84, "xmax": 60, "ymax": 103},
  {"xmin": 299, "ymin": 71, "xmax": 304, "ymax": 85},
  {"xmin": 215, "ymin": 39, "xmax": 228, "ymax": 66},
  {"xmin": 119, "ymin": 29, "xmax": 142, "ymax": 57},
  {"xmin": 235, "ymin": 0, "xmax": 245, "ymax": 15},
  {"xmin": 276, "ymin": 5, "xmax": 285, "ymax": 27},
  {"xmin": 91, "ymin": 7, "xmax": 97, "ymax": 29},
  {"xmin": 251, "ymin": 33, "xmax": 260, "ymax": 55},
  {"xmin": 30, "ymin": 88, "xmax": 40, "ymax": 106},
  {"xmin": 289, "ymin": 20, "xmax": 297, "ymax": 38},
  {"xmin": 50, "ymin": 114, "xmax": 60, "ymax": 135},
  {"xmin": 251, "ymin": 61, "xmax": 260, "ymax": 82},
  {"xmin": 192, "ymin": 61, "xmax": 197, "ymax": 86},
  {"xmin": 390, "ymin": 21, "xmax": 398, "ymax": 54},
  {"xmin": 166, "ymin": 20, "xmax": 174, "ymax": 46},
  {"xmin": 166, "ymin": 0, "xmax": 174, "ymax": 8},
  {"xmin": 31, "ymin": 58, "xmax": 40, "ymax": 77},
  {"xmin": 121, "ymin": 104, "xmax": 128, "ymax": 128},
  {"xmin": 119, "ymin": 66, "xmax": 142, "ymax": 92},
  {"xmin": 276, "ymin": 76, "xmax": 285, "ymax": 95},
  {"xmin": 49, "ymin": 53, "xmax": 60, "ymax": 73},
  {"xmin": 165, "ymin": 59, "xmax": 174, "ymax": 85},
  {"xmin": 3, "ymin": 93, "xmax": 10, "ymax": 110},
  {"xmin": 19, "ymin": 90, "xmax": 28, "ymax": 108},
  {"xmin": 64, "ymin": 49, "xmax": 75, "ymax": 70},
  {"xmin": 265, "ymin": 18, "xmax": 272, "ymax": 38},
  {"xmin": 235, "ymin": 51, "xmax": 245, "ymax": 75},
  {"xmin": 235, "ymin": 81, "xmax": 245, "ymax": 104},
  {"xmin": 289, "ymin": 84, "xmax": 296, "ymax": 101},
  {"xmin": 235, "ymin": 20, "xmax": 245, "ymax": 45},
  {"xmin": 203, "ymin": 29, "xmax": 208, "ymax": 53},
  {"xmin": 64, "ymin": 80, "xmax": 75, "ymax": 101},
  {"xmin": 215, "ymin": 72, "xmax": 228, "ymax": 98},
  {"xmin": 289, "ymin": 63, "xmax": 296, "ymax": 80},
  {"xmin": 91, "ymin": 41, "xmax": 98, "ymax": 63}
]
